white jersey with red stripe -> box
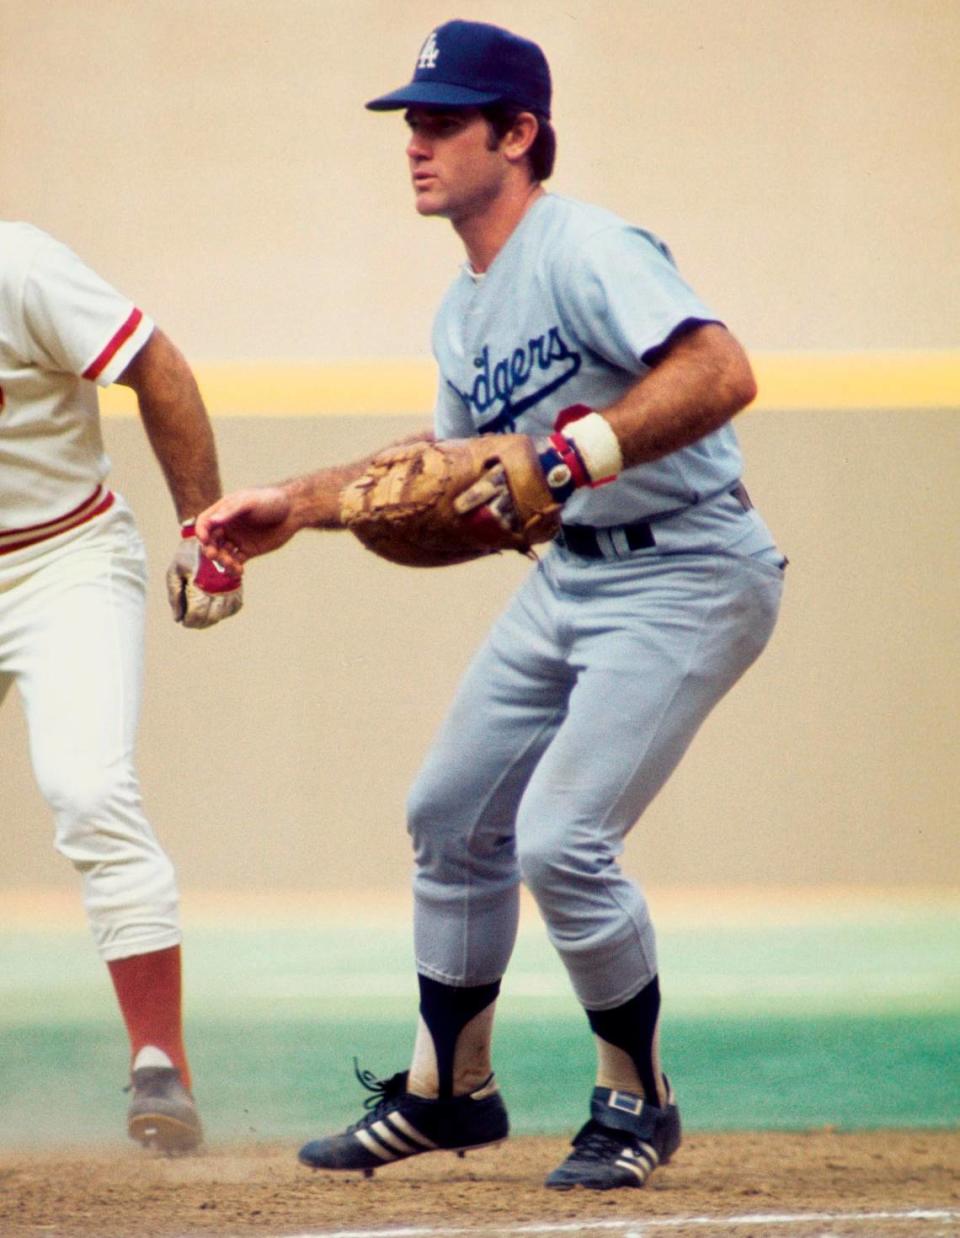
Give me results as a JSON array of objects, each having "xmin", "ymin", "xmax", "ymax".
[
  {"xmin": 0, "ymin": 222, "xmax": 182, "ymax": 967},
  {"xmin": 0, "ymin": 222, "xmax": 154, "ymax": 536}
]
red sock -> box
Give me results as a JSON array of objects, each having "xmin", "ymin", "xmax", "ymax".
[{"xmin": 107, "ymin": 945, "xmax": 191, "ymax": 1090}]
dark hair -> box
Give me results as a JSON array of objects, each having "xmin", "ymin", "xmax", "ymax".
[{"xmin": 481, "ymin": 103, "xmax": 557, "ymax": 182}]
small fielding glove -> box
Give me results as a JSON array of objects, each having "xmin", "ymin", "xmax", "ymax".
[
  {"xmin": 166, "ymin": 521, "xmax": 243, "ymax": 628},
  {"xmin": 339, "ymin": 413, "xmax": 623, "ymax": 569},
  {"xmin": 340, "ymin": 435, "xmax": 561, "ymax": 567}
]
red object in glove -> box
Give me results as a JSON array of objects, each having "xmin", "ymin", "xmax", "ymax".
[
  {"xmin": 166, "ymin": 522, "xmax": 243, "ymax": 628},
  {"xmin": 180, "ymin": 523, "xmax": 242, "ymax": 595}
]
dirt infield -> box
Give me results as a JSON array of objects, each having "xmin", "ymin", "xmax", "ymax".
[{"xmin": 1, "ymin": 1131, "xmax": 958, "ymax": 1238}]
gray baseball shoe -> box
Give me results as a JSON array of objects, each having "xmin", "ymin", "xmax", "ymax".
[
  {"xmin": 127, "ymin": 1066, "xmax": 203, "ymax": 1153},
  {"xmin": 298, "ymin": 1064, "xmax": 509, "ymax": 1176},
  {"xmin": 545, "ymin": 1082, "xmax": 681, "ymax": 1190}
]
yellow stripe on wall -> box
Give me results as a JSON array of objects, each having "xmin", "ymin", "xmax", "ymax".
[
  {"xmin": 100, "ymin": 360, "xmax": 436, "ymax": 418},
  {"xmin": 99, "ymin": 351, "xmax": 960, "ymax": 417},
  {"xmin": 751, "ymin": 351, "xmax": 960, "ymax": 411}
]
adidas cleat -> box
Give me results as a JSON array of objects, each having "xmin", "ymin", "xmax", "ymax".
[
  {"xmin": 127, "ymin": 1065, "xmax": 203, "ymax": 1153},
  {"xmin": 298, "ymin": 1063, "xmax": 509, "ymax": 1175},
  {"xmin": 545, "ymin": 1082, "xmax": 681, "ymax": 1190}
]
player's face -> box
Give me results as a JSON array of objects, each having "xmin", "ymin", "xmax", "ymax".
[{"xmin": 403, "ymin": 107, "xmax": 507, "ymax": 221}]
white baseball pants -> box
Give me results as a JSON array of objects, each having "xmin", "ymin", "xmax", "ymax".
[{"xmin": 0, "ymin": 501, "xmax": 181, "ymax": 960}]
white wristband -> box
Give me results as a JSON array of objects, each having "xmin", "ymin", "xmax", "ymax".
[{"xmin": 565, "ymin": 412, "xmax": 623, "ymax": 483}]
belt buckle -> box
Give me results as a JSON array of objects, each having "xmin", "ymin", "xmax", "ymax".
[{"xmin": 557, "ymin": 521, "xmax": 654, "ymax": 559}]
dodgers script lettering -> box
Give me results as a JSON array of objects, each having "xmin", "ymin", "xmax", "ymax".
[{"xmin": 448, "ymin": 325, "xmax": 582, "ymax": 433}]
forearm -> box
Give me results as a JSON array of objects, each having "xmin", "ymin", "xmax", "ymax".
[
  {"xmin": 278, "ymin": 461, "xmax": 371, "ymax": 531},
  {"xmin": 278, "ymin": 426, "xmax": 435, "ymax": 532},
  {"xmin": 601, "ymin": 324, "xmax": 757, "ymax": 469},
  {"xmin": 118, "ymin": 328, "xmax": 223, "ymax": 520},
  {"xmin": 194, "ymin": 425, "xmax": 436, "ymax": 569}
]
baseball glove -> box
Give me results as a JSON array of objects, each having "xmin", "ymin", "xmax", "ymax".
[{"xmin": 339, "ymin": 435, "xmax": 562, "ymax": 567}]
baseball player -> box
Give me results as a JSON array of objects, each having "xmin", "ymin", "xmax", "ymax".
[
  {"xmin": 0, "ymin": 221, "xmax": 242, "ymax": 1150},
  {"xmin": 196, "ymin": 19, "xmax": 785, "ymax": 1190}
]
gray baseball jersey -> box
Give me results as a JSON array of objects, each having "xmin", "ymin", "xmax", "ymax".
[
  {"xmin": 409, "ymin": 193, "xmax": 784, "ymax": 1009},
  {"xmin": 432, "ymin": 193, "xmax": 742, "ymax": 526}
]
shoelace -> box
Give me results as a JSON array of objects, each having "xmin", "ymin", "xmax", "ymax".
[
  {"xmin": 569, "ymin": 1119, "xmax": 632, "ymax": 1162},
  {"xmin": 348, "ymin": 1059, "xmax": 408, "ymax": 1129}
]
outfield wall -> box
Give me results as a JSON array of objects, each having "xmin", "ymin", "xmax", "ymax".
[
  {"xmin": 2, "ymin": 1, "xmax": 958, "ymax": 892},
  {"xmin": 2, "ymin": 389, "xmax": 958, "ymax": 892},
  {"xmin": 3, "ymin": 0, "xmax": 957, "ymax": 358}
]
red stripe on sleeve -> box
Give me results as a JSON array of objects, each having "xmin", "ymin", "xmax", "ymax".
[{"xmin": 82, "ymin": 307, "xmax": 144, "ymax": 380}]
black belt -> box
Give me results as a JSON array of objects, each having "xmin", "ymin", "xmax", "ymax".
[
  {"xmin": 556, "ymin": 519, "xmax": 655, "ymax": 558},
  {"xmin": 557, "ymin": 483, "xmax": 753, "ymax": 560}
]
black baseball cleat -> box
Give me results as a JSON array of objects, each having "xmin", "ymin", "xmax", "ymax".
[
  {"xmin": 298, "ymin": 1063, "xmax": 509, "ymax": 1175},
  {"xmin": 545, "ymin": 1081, "xmax": 681, "ymax": 1190},
  {"xmin": 127, "ymin": 1066, "xmax": 203, "ymax": 1153}
]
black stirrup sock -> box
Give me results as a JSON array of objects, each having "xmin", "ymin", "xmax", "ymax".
[
  {"xmin": 585, "ymin": 974, "xmax": 663, "ymax": 1104},
  {"xmin": 417, "ymin": 973, "xmax": 501, "ymax": 1099}
]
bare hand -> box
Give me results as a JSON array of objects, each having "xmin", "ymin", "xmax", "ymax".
[{"xmin": 195, "ymin": 487, "xmax": 298, "ymax": 572}]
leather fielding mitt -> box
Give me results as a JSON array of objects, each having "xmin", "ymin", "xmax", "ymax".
[{"xmin": 340, "ymin": 435, "xmax": 562, "ymax": 567}]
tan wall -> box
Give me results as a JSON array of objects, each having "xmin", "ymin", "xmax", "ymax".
[
  {"xmin": 2, "ymin": 2, "xmax": 959, "ymax": 891},
  {"xmin": 3, "ymin": 408, "xmax": 959, "ymax": 891},
  {"xmin": 3, "ymin": 0, "xmax": 958, "ymax": 355}
]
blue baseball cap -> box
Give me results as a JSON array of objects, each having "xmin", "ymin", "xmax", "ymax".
[{"xmin": 366, "ymin": 20, "xmax": 551, "ymax": 118}]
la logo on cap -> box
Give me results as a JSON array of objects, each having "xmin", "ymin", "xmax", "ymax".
[
  {"xmin": 417, "ymin": 30, "xmax": 440, "ymax": 70},
  {"xmin": 366, "ymin": 20, "xmax": 552, "ymax": 117}
]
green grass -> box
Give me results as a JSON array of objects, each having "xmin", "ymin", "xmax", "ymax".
[
  {"xmin": 1, "ymin": 1011, "xmax": 957, "ymax": 1145},
  {"xmin": 0, "ymin": 896, "xmax": 957, "ymax": 1145}
]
